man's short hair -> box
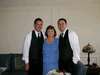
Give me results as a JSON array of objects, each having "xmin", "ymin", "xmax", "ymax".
[
  {"xmin": 57, "ymin": 18, "xmax": 67, "ymax": 23},
  {"xmin": 34, "ymin": 18, "xmax": 43, "ymax": 24}
]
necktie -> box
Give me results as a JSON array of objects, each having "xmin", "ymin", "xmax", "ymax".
[
  {"xmin": 61, "ymin": 33, "xmax": 64, "ymax": 37},
  {"xmin": 38, "ymin": 32, "xmax": 41, "ymax": 38},
  {"xmin": 38, "ymin": 33, "xmax": 39, "ymax": 38}
]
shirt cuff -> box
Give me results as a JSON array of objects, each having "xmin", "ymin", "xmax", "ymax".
[
  {"xmin": 73, "ymin": 59, "xmax": 79, "ymax": 64},
  {"xmin": 22, "ymin": 57, "xmax": 29, "ymax": 64}
]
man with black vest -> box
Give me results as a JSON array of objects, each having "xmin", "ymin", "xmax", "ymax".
[
  {"xmin": 57, "ymin": 18, "xmax": 86, "ymax": 75},
  {"xmin": 22, "ymin": 18, "xmax": 44, "ymax": 75}
]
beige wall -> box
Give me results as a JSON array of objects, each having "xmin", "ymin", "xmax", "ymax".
[{"xmin": 0, "ymin": 0, "xmax": 100, "ymax": 65}]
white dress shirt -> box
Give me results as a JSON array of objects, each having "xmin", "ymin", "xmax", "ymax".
[
  {"xmin": 22, "ymin": 30, "xmax": 41, "ymax": 64},
  {"xmin": 62, "ymin": 28, "xmax": 80, "ymax": 64},
  {"xmin": 22, "ymin": 29, "xmax": 80, "ymax": 64}
]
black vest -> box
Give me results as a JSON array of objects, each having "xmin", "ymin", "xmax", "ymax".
[
  {"xmin": 59, "ymin": 29, "xmax": 74, "ymax": 72},
  {"xmin": 29, "ymin": 30, "xmax": 44, "ymax": 74}
]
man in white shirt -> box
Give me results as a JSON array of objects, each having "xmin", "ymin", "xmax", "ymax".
[
  {"xmin": 57, "ymin": 18, "xmax": 86, "ymax": 75},
  {"xmin": 22, "ymin": 18, "xmax": 44, "ymax": 75}
]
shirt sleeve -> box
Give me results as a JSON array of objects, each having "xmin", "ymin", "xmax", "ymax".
[
  {"xmin": 69, "ymin": 31, "xmax": 80, "ymax": 64},
  {"xmin": 22, "ymin": 32, "xmax": 32, "ymax": 64}
]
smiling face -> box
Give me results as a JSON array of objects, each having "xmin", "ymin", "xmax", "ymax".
[
  {"xmin": 57, "ymin": 19, "xmax": 67, "ymax": 32},
  {"xmin": 47, "ymin": 29, "xmax": 55, "ymax": 38},
  {"xmin": 34, "ymin": 20, "xmax": 43, "ymax": 32},
  {"xmin": 45, "ymin": 25, "xmax": 57, "ymax": 38}
]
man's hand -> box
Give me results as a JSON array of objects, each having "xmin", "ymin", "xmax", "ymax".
[{"xmin": 25, "ymin": 63, "xmax": 29, "ymax": 71}]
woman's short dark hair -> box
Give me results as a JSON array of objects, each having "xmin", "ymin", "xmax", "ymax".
[
  {"xmin": 57, "ymin": 18, "xmax": 67, "ymax": 23},
  {"xmin": 45, "ymin": 25, "xmax": 57, "ymax": 37},
  {"xmin": 34, "ymin": 18, "xmax": 43, "ymax": 24}
]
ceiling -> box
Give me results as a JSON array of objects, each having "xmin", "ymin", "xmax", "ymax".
[{"xmin": 0, "ymin": 0, "xmax": 100, "ymax": 8}]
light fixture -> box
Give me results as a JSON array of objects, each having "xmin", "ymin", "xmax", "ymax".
[{"xmin": 82, "ymin": 43, "xmax": 96, "ymax": 66}]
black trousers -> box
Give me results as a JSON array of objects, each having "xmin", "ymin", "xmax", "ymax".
[
  {"xmin": 71, "ymin": 61, "xmax": 86, "ymax": 75},
  {"xmin": 60, "ymin": 61, "xmax": 86, "ymax": 75},
  {"xmin": 28, "ymin": 61, "xmax": 42, "ymax": 75}
]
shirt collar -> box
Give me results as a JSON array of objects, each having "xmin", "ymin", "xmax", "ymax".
[
  {"xmin": 62, "ymin": 27, "xmax": 68, "ymax": 36},
  {"xmin": 34, "ymin": 29, "xmax": 41, "ymax": 37}
]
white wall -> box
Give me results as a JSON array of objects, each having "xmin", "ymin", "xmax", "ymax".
[{"xmin": 0, "ymin": 0, "xmax": 100, "ymax": 65}]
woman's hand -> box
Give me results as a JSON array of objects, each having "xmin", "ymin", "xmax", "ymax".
[{"xmin": 59, "ymin": 72, "xmax": 64, "ymax": 75}]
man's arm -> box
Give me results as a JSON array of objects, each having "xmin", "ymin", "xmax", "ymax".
[
  {"xmin": 22, "ymin": 32, "xmax": 31, "ymax": 71},
  {"xmin": 69, "ymin": 31, "xmax": 80, "ymax": 64}
]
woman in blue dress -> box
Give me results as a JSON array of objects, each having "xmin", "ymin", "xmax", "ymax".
[{"xmin": 43, "ymin": 25, "xmax": 59, "ymax": 75}]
